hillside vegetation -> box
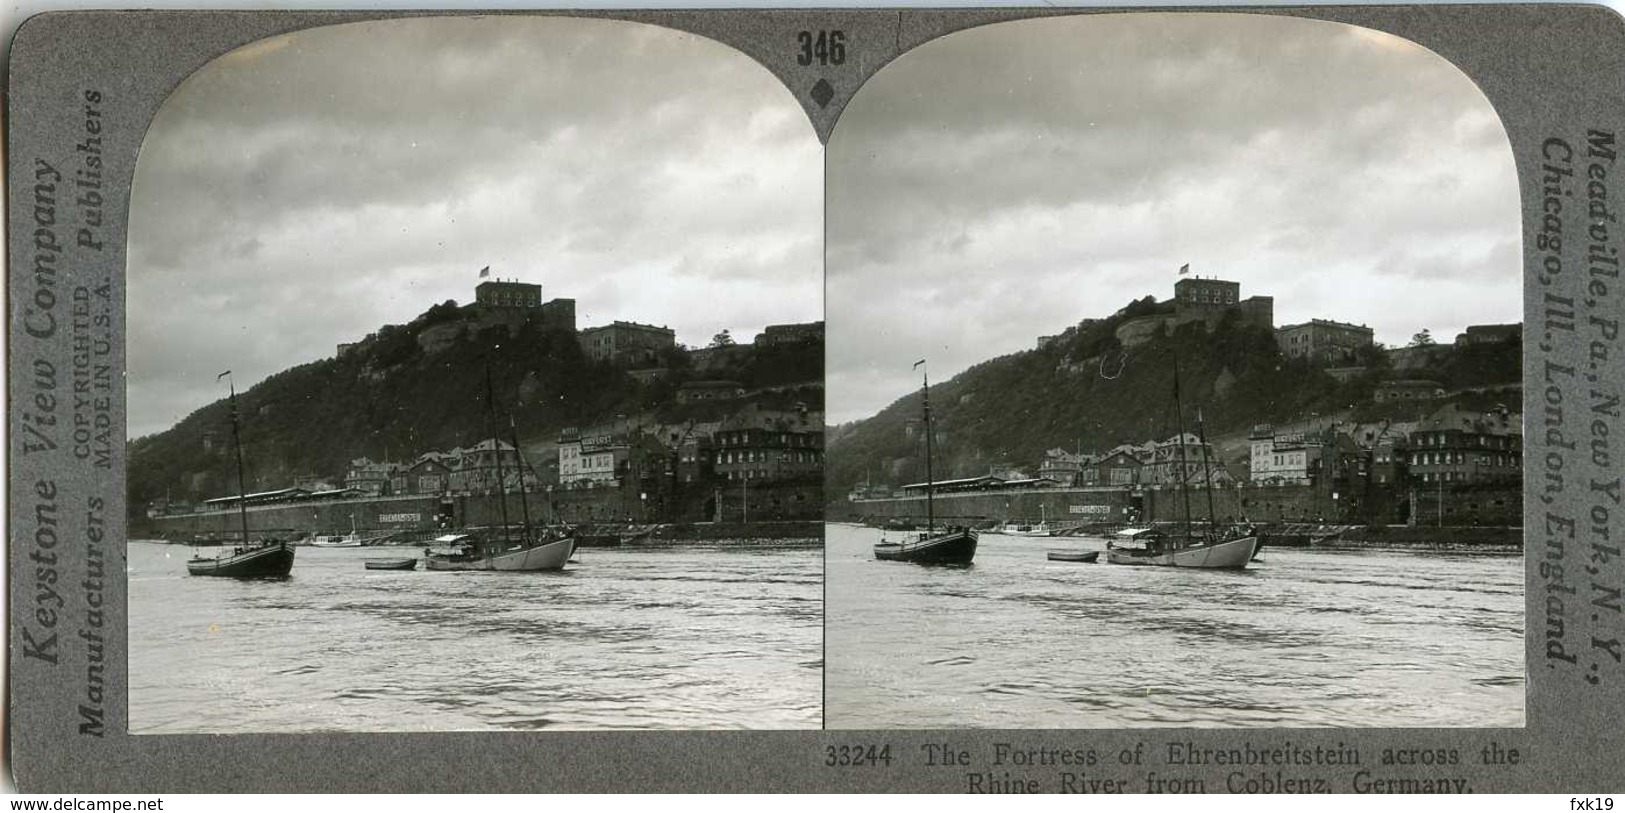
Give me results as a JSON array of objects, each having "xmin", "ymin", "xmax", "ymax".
[
  {"xmin": 827, "ymin": 301, "xmax": 1518, "ymax": 491},
  {"xmin": 129, "ymin": 302, "xmax": 822, "ymax": 511}
]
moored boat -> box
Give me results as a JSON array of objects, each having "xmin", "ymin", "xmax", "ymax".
[
  {"xmin": 187, "ymin": 372, "xmax": 297, "ymax": 579},
  {"xmin": 310, "ymin": 532, "xmax": 364, "ymax": 548},
  {"xmin": 1000, "ymin": 506, "xmax": 1056, "ymax": 537},
  {"xmin": 1104, "ymin": 527, "xmax": 1257, "ymax": 569},
  {"xmin": 1098, "ymin": 341, "xmax": 1257, "ymax": 570},
  {"xmin": 423, "ymin": 367, "xmax": 576, "ymax": 573},
  {"xmin": 875, "ymin": 526, "xmax": 978, "ymax": 565},
  {"xmin": 1046, "ymin": 549, "xmax": 1099, "ymax": 563},
  {"xmin": 874, "ymin": 361, "xmax": 978, "ymax": 566},
  {"xmin": 363, "ymin": 557, "xmax": 420, "ymax": 571},
  {"xmin": 188, "ymin": 540, "xmax": 296, "ymax": 577},
  {"xmin": 425, "ymin": 532, "xmax": 574, "ymax": 571}
]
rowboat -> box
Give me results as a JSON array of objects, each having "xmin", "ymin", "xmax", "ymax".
[{"xmin": 363, "ymin": 557, "xmax": 419, "ymax": 571}]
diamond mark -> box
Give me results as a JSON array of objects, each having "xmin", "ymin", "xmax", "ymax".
[{"xmin": 810, "ymin": 79, "xmax": 834, "ymax": 109}]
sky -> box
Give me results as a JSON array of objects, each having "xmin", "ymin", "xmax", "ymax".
[
  {"xmin": 826, "ymin": 13, "xmax": 1521, "ymax": 424},
  {"xmin": 127, "ymin": 16, "xmax": 822, "ymax": 438}
]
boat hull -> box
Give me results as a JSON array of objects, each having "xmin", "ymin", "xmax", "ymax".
[
  {"xmin": 187, "ymin": 542, "xmax": 296, "ymax": 578},
  {"xmin": 363, "ymin": 558, "xmax": 419, "ymax": 571},
  {"xmin": 1046, "ymin": 550, "xmax": 1099, "ymax": 563},
  {"xmin": 426, "ymin": 537, "xmax": 575, "ymax": 571},
  {"xmin": 874, "ymin": 529, "xmax": 978, "ymax": 565},
  {"xmin": 311, "ymin": 535, "xmax": 363, "ymax": 548},
  {"xmin": 1106, "ymin": 535, "xmax": 1258, "ymax": 569}
]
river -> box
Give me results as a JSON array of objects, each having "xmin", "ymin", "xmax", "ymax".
[
  {"xmin": 129, "ymin": 540, "xmax": 822, "ymax": 733},
  {"xmin": 825, "ymin": 523, "xmax": 1523, "ymax": 729}
]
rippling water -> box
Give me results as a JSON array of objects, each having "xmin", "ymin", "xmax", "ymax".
[
  {"xmin": 825, "ymin": 524, "xmax": 1523, "ymax": 729},
  {"xmin": 129, "ymin": 541, "xmax": 821, "ymax": 733}
]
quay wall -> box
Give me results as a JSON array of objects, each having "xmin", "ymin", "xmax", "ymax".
[
  {"xmin": 145, "ymin": 481, "xmax": 823, "ymax": 539},
  {"xmin": 844, "ymin": 482, "xmax": 1520, "ymax": 527}
]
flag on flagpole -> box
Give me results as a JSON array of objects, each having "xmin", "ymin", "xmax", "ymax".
[
  {"xmin": 913, "ymin": 359, "xmax": 926, "ymax": 369},
  {"xmin": 217, "ymin": 370, "xmax": 231, "ymax": 380},
  {"xmin": 478, "ymin": 266, "xmax": 491, "ymax": 279},
  {"xmin": 1178, "ymin": 263, "xmax": 1190, "ymax": 276}
]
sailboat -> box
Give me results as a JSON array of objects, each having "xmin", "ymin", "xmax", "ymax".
[
  {"xmin": 425, "ymin": 369, "xmax": 574, "ymax": 572},
  {"xmin": 187, "ymin": 373, "xmax": 296, "ymax": 578},
  {"xmin": 874, "ymin": 361, "xmax": 978, "ymax": 565},
  {"xmin": 1104, "ymin": 349, "xmax": 1258, "ymax": 569}
]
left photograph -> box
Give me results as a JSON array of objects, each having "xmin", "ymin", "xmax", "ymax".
[{"xmin": 126, "ymin": 16, "xmax": 825, "ymax": 733}]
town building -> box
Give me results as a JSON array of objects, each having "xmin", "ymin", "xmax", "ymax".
[
  {"xmin": 899, "ymin": 475, "xmax": 1006, "ymax": 495},
  {"xmin": 712, "ymin": 424, "xmax": 824, "ymax": 482},
  {"xmin": 578, "ymin": 321, "xmax": 677, "ymax": 366},
  {"xmin": 538, "ymin": 298, "xmax": 577, "ymax": 333},
  {"xmin": 475, "ymin": 279, "xmax": 542, "ymax": 309},
  {"xmin": 1407, "ymin": 429, "xmax": 1521, "ymax": 484},
  {"xmin": 1174, "ymin": 277, "xmax": 1240, "ymax": 308},
  {"xmin": 394, "ymin": 453, "xmax": 455, "ymax": 496},
  {"xmin": 444, "ymin": 438, "xmax": 531, "ymax": 495},
  {"xmin": 1142, "ymin": 432, "xmax": 1228, "ymax": 485},
  {"xmin": 1076, "ymin": 450, "xmax": 1143, "ymax": 486},
  {"xmin": 344, "ymin": 457, "xmax": 399, "ymax": 497},
  {"xmin": 1454, "ymin": 323, "xmax": 1522, "ymax": 346},
  {"xmin": 1374, "ymin": 379, "xmax": 1446, "ymax": 403},
  {"xmin": 753, "ymin": 321, "xmax": 824, "ymax": 346},
  {"xmin": 673, "ymin": 432, "xmax": 716, "ymax": 485},
  {"xmin": 557, "ymin": 429, "xmax": 626, "ymax": 487},
  {"xmin": 1275, "ymin": 319, "xmax": 1374, "ymax": 365},
  {"xmin": 1248, "ymin": 425, "xmax": 1324, "ymax": 485},
  {"xmin": 1116, "ymin": 277, "xmax": 1275, "ymax": 348},
  {"xmin": 1037, "ymin": 449, "xmax": 1091, "ymax": 485},
  {"xmin": 1407, "ymin": 406, "xmax": 1522, "ymax": 484},
  {"xmin": 676, "ymin": 380, "xmax": 747, "ymax": 404}
]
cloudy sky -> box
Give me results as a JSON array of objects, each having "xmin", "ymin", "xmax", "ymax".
[
  {"xmin": 128, "ymin": 16, "xmax": 821, "ymax": 438},
  {"xmin": 827, "ymin": 13, "xmax": 1520, "ymax": 424}
]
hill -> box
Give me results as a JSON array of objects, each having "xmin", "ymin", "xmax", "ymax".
[
  {"xmin": 826, "ymin": 300, "xmax": 1518, "ymax": 491},
  {"xmin": 129, "ymin": 301, "xmax": 822, "ymax": 513}
]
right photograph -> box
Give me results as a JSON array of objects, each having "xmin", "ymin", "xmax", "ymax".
[{"xmin": 824, "ymin": 14, "xmax": 1524, "ymax": 728}]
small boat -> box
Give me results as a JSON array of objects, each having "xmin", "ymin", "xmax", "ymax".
[
  {"xmin": 874, "ymin": 361, "xmax": 978, "ymax": 566},
  {"xmin": 363, "ymin": 557, "xmax": 419, "ymax": 571},
  {"xmin": 1001, "ymin": 506, "xmax": 1056, "ymax": 537},
  {"xmin": 188, "ymin": 372, "xmax": 296, "ymax": 579},
  {"xmin": 312, "ymin": 516, "xmax": 365, "ymax": 547},
  {"xmin": 310, "ymin": 533, "xmax": 363, "ymax": 548},
  {"xmin": 1046, "ymin": 550, "xmax": 1099, "ymax": 563}
]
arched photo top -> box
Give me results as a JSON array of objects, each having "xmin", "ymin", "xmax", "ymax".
[
  {"xmin": 826, "ymin": 12, "xmax": 1518, "ymax": 429},
  {"xmin": 128, "ymin": 15, "xmax": 822, "ymax": 441},
  {"xmin": 123, "ymin": 15, "xmax": 827, "ymax": 736},
  {"xmin": 822, "ymin": 13, "xmax": 1523, "ymax": 732}
]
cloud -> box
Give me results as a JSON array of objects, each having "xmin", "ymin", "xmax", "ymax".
[
  {"xmin": 129, "ymin": 16, "xmax": 822, "ymax": 438},
  {"xmin": 826, "ymin": 13, "xmax": 1519, "ymax": 423}
]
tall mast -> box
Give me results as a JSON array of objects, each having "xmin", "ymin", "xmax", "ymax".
[
  {"xmin": 224, "ymin": 374, "xmax": 251, "ymax": 547},
  {"xmin": 920, "ymin": 362, "xmax": 935, "ymax": 533},
  {"xmin": 485, "ymin": 366, "xmax": 511, "ymax": 544},
  {"xmin": 1196, "ymin": 405, "xmax": 1219, "ymax": 537},
  {"xmin": 507, "ymin": 414, "xmax": 533, "ymax": 538},
  {"xmin": 1170, "ymin": 350, "xmax": 1193, "ymax": 535}
]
